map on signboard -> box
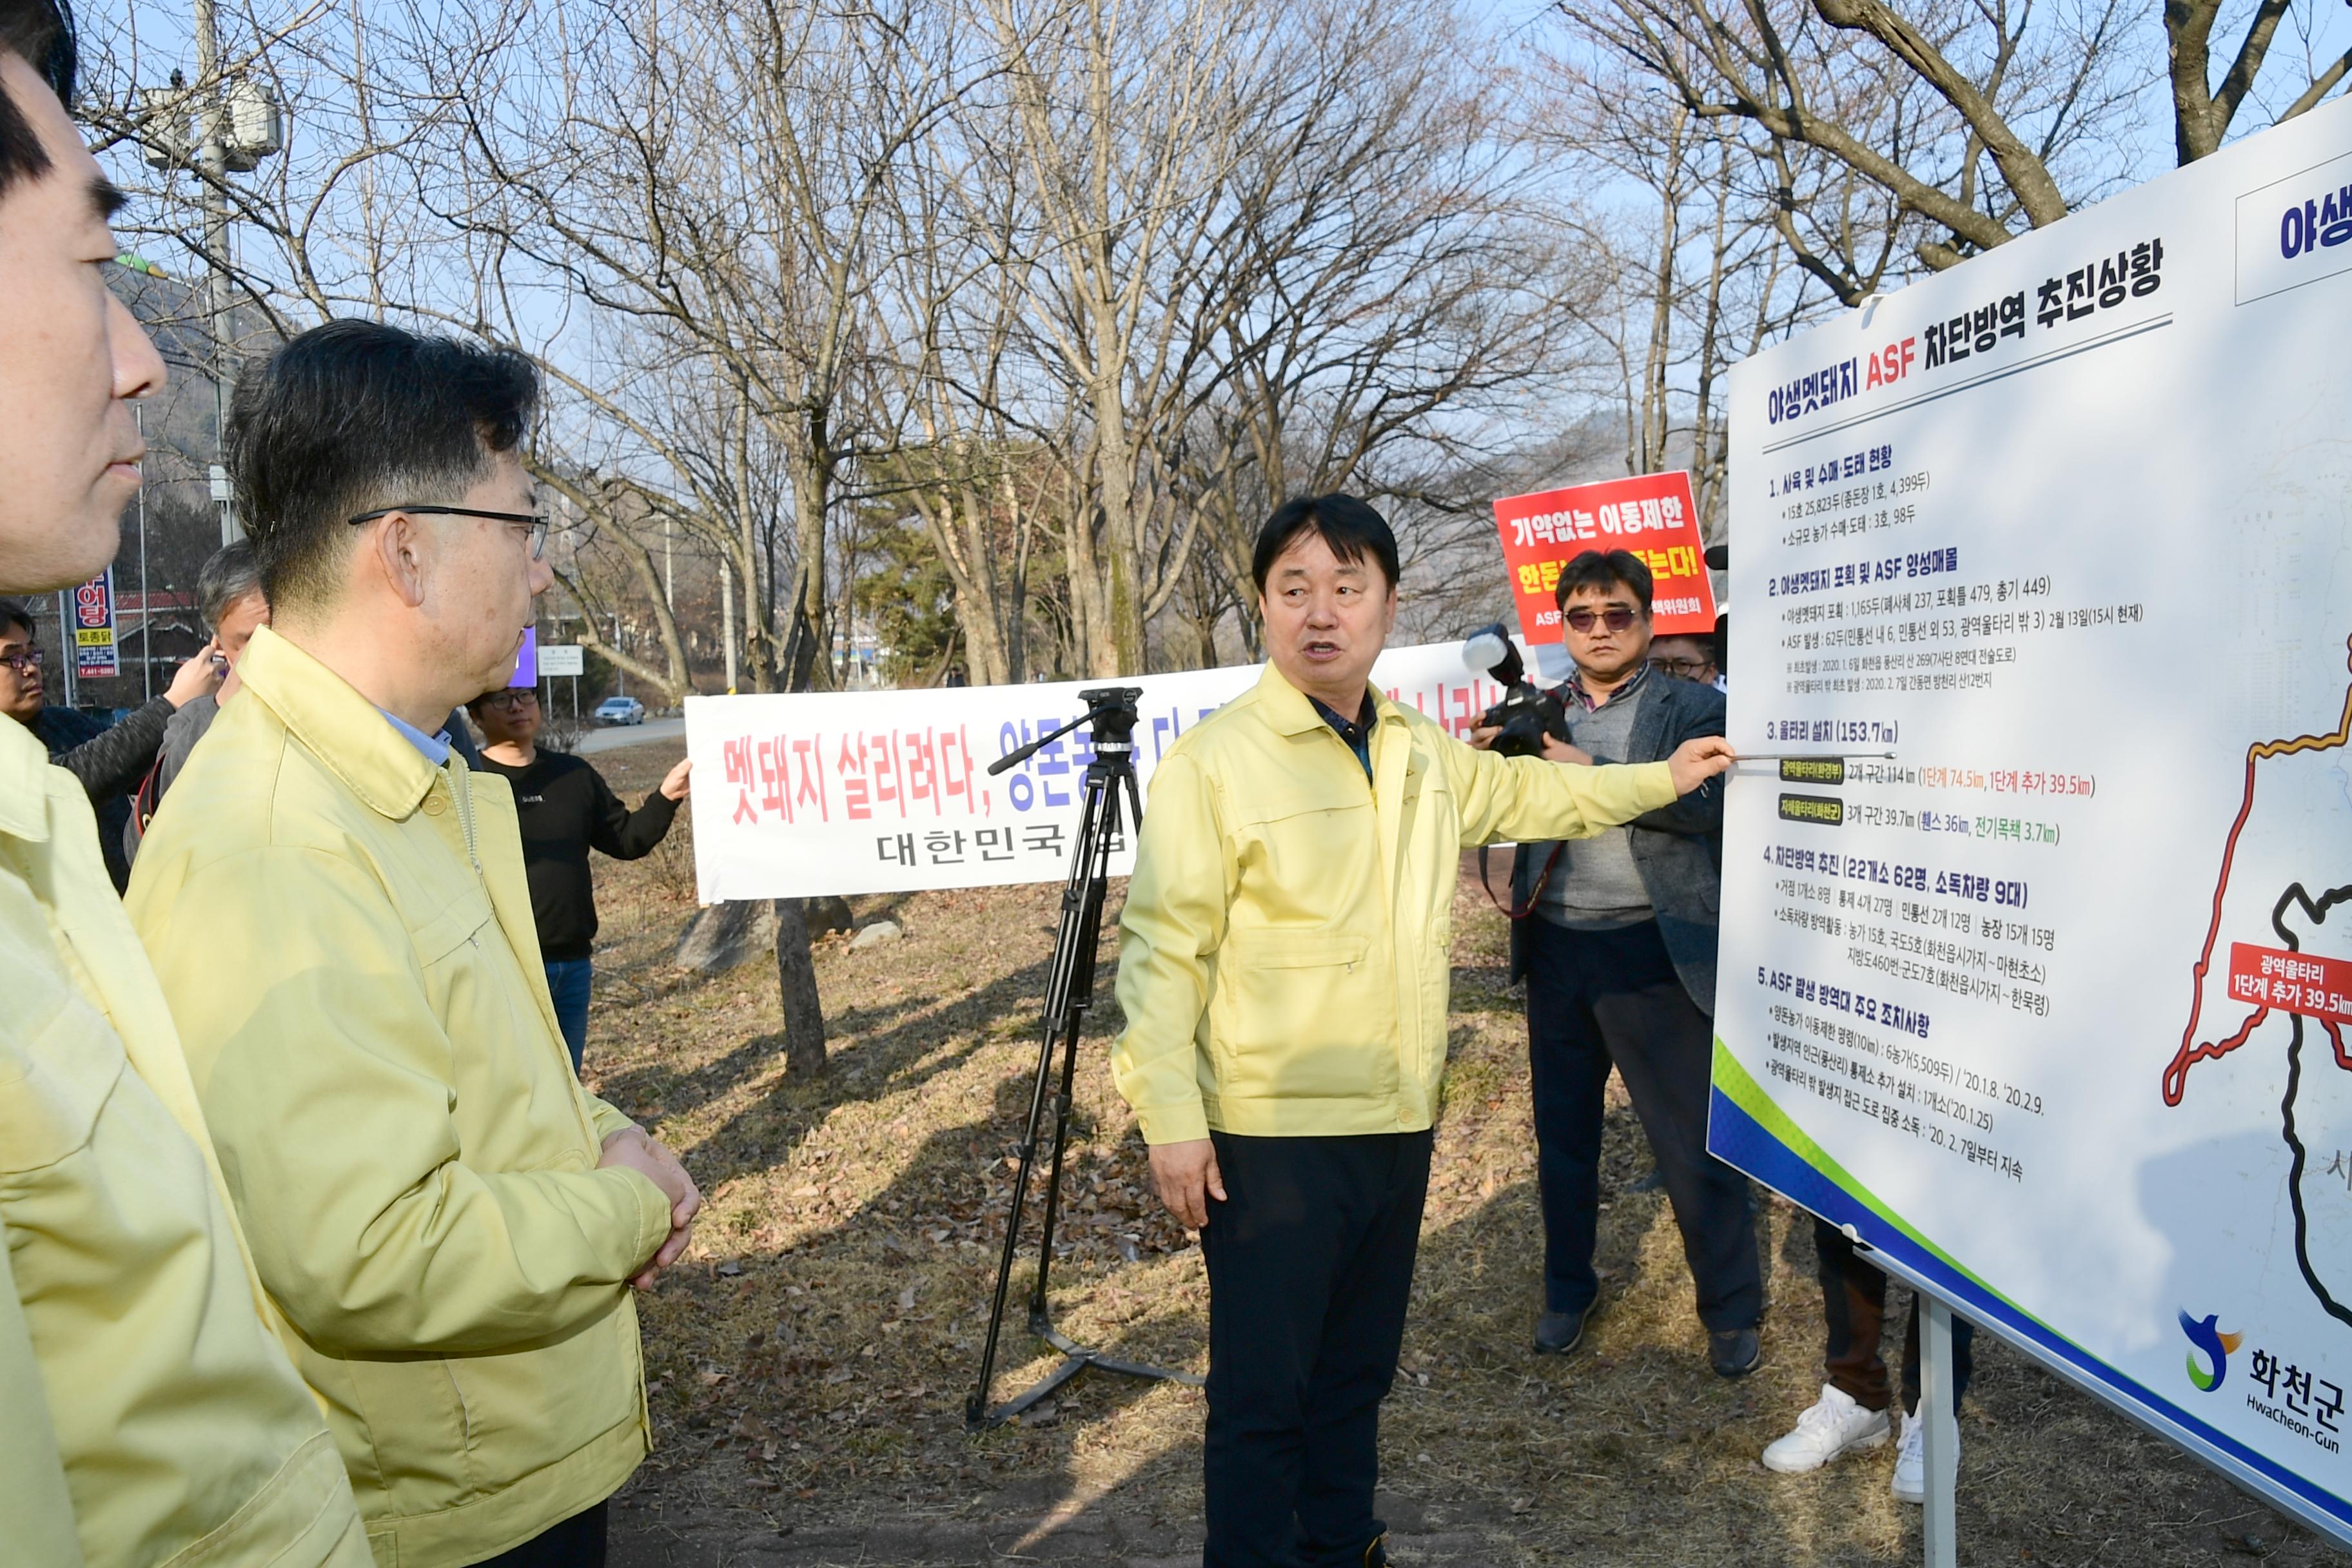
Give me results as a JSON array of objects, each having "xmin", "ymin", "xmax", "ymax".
[
  {"xmin": 2166, "ymin": 648, "xmax": 2352, "ymax": 1322},
  {"xmin": 2163, "ymin": 424, "xmax": 2352, "ymax": 1328}
]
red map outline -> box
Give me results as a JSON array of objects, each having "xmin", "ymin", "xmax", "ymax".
[{"xmin": 2165, "ymin": 636, "xmax": 2352, "ymax": 1106}]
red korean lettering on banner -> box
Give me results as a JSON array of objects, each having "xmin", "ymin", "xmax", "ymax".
[
  {"xmin": 870, "ymin": 732, "xmax": 902, "ymax": 814},
  {"xmin": 758, "ymin": 736, "xmax": 792, "ymax": 823},
  {"xmin": 903, "ymin": 729, "xmax": 938, "ymax": 808},
  {"xmin": 723, "ymin": 736, "xmax": 759, "ymax": 824},
  {"xmin": 792, "ymin": 737, "xmax": 828, "ymax": 821},
  {"xmin": 838, "ymin": 734, "xmax": 870, "ymax": 819}
]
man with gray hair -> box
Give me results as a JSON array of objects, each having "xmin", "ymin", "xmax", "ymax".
[{"xmin": 117, "ymin": 539, "xmax": 267, "ymax": 857}]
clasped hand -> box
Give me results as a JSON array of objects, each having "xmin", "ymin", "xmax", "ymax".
[{"xmin": 598, "ymin": 1126, "xmax": 701, "ymax": 1289}]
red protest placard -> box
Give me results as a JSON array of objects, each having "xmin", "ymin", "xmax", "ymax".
[{"xmin": 1493, "ymin": 471, "xmax": 1716, "ymax": 640}]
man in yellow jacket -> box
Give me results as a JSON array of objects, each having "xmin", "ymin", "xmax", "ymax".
[
  {"xmin": 1113, "ymin": 496, "xmax": 1734, "ymax": 1568},
  {"xmin": 130, "ymin": 320, "xmax": 701, "ymax": 1567},
  {"xmin": 0, "ymin": 9, "xmax": 372, "ymax": 1564}
]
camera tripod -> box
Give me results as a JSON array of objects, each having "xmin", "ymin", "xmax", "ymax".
[{"xmin": 964, "ymin": 686, "xmax": 1204, "ymax": 1431}]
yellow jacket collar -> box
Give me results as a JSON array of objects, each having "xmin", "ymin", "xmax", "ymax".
[
  {"xmin": 0, "ymin": 712, "xmax": 54, "ymax": 841},
  {"xmin": 1252, "ymin": 660, "xmax": 1402, "ymax": 738},
  {"xmin": 237, "ymin": 625, "xmax": 442, "ymax": 819}
]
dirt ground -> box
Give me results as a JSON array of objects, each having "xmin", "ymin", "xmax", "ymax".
[{"xmin": 580, "ymin": 739, "xmax": 2343, "ymax": 1567}]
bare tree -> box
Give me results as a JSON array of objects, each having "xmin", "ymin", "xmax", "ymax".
[{"xmin": 1585, "ymin": 0, "xmax": 2349, "ymax": 293}]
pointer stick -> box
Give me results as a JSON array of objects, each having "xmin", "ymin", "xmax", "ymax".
[{"xmin": 1733, "ymin": 750, "xmax": 1897, "ymax": 761}]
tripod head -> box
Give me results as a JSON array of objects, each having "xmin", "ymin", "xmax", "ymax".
[{"xmin": 987, "ymin": 685, "xmax": 1144, "ymax": 776}]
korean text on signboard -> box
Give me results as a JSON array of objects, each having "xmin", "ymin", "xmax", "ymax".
[
  {"xmin": 1491, "ymin": 471, "xmax": 1716, "ymax": 641},
  {"xmin": 72, "ymin": 569, "xmax": 118, "ymax": 680}
]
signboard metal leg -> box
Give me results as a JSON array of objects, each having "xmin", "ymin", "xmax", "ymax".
[{"xmin": 1923, "ymin": 1294, "xmax": 1958, "ymax": 1568}]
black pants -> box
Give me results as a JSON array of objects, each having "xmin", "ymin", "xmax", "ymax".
[
  {"xmin": 478, "ymin": 1502, "xmax": 607, "ymax": 1567},
  {"xmin": 1524, "ymin": 917, "xmax": 1762, "ymax": 1332},
  {"xmin": 1815, "ymin": 1218, "xmax": 1975, "ymax": 1413},
  {"xmin": 1200, "ymin": 1130, "xmax": 1431, "ymax": 1568}
]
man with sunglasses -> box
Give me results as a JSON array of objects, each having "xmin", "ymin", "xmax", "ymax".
[
  {"xmin": 129, "ymin": 319, "xmax": 699, "ymax": 1567},
  {"xmin": 468, "ymin": 679, "xmax": 691, "ymax": 1072},
  {"xmin": 1484, "ymin": 549, "xmax": 1761, "ymax": 1377}
]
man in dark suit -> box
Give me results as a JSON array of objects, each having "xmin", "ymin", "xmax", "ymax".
[{"xmin": 1489, "ymin": 549, "xmax": 1761, "ymax": 1377}]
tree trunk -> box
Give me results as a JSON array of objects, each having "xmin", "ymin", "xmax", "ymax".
[{"xmin": 772, "ymin": 896, "xmax": 827, "ymax": 1075}]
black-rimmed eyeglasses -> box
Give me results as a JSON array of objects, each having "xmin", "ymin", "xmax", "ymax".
[
  {"xmin": 1, "ymin": 646, "xmax": 44, "ymax": 674},
  {"xmin": 348, "ymin": 505, "xmax": 549, "ymax": 560}
]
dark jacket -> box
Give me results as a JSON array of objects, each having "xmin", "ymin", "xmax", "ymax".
[
  {"xmin": 30, "ymin": 698, "xmax": 176, "ymax": 891},
  {"xmin": 473, "ymin": 748, "xmax": 679, "ymax": 961},
  {"xmin": 1509, "ymin": 674, "xmax": 1725, "ymax": 1014}
]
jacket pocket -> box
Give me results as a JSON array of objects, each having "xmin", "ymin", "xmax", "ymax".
[
  {"xmin": 409, "ymin": 886, "xmax": 496, "ymax": 968},
  {"xmin": 1212, "ymin": 932, "xmax": 1382, "ymax": 1103},
  {"xmin": 0, "ymin": 993, "xmax": 126, "ymax": 1175}
]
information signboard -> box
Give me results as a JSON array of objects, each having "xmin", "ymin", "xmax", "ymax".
[
  {"xmin": 538, "ymin": 642, "xmax": 585, "ymax": 678},
  {"xmin": 508, "ymin": 625, "xmax": 538, "ymax": 687},
  {"xmin": 1712, "ymin": 99, "xmax": 2352, "ymax": 1540},
  {"xmin": 72, "ymin": 568, "xmax": 117, "ymax": 680},
  {"xmin": 1492, "ymin": 471, "xmax": 1716, "ymax": 642}
]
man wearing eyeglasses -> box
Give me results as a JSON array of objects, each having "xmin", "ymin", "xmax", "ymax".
[
  {"xmin": 2, "ymin": 594, "xmax": 223, "ymax": 887},
  {"xmin": 1484, "ymin": 548, "xmax": 1761, "ymax": 1378},
  {"xmin": 128, "ymin": 319, "xmax": 698, "ymax": 1567}
]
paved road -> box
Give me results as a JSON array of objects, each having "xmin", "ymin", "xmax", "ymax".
[{"xmin": 574, "ymin": 716, "xmax": 685, "ymax": 755}]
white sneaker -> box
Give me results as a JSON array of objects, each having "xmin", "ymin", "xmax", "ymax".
[
  {"xmin": 1891, "ymin": 1402, "xmax": 1957, "ymax": 1503},
  {"xmin": 1761, "ymin": 1384, "xmax": 1890, "ymax": 1474}
]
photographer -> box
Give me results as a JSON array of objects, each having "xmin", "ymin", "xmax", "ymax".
[
  {"xmin": 1115, "ymin": 499, "xmax": 1734, "ymax": 1568},
  {"xmin": 1484, "ymin": 549, "xmax": 1761, "ymax": 1377},
  {"xmin": 1, "ymin": 595, "xmax": 222, "ymax": 888}
]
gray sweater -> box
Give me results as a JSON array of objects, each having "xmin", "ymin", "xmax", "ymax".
[{"xmin": 1534, "ymin": 674, "xmax": 1654, "ymax": 930}]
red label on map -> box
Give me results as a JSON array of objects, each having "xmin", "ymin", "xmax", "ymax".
[
  {"xmin": 2229, "ymin": 943, "xmax": 2352, "ymax": 1024},
  {"xmin": 1492, "ymin": 471, "xmax": 1716, "ymax": 641}
]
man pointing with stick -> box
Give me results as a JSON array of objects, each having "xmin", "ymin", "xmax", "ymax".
[{"xmin": 1113, "ymin": 496, "xmax": 1734, "ymax": 1568}]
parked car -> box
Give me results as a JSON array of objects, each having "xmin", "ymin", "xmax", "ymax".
[{"xmin": 594, "ymin": 695, "xmax": 647, "ymax": 727}]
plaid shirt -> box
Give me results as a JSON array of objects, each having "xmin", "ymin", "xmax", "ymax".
[{"xmin": 1559, "ymin": 660, "xmax": 1652, "ymax": 716}]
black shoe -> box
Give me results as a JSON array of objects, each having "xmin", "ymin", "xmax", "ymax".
[
  {"xmin": 1363, "ymin": 1533, "xmax": 1389, "ymax": 1568},
  {"xmin": 1534, "ymin": 1308, "xmax": 1589, "ymax": 1355},
  {"xmin": 1709, "ymin": 1326, "xmax": 1761, "ymax": 1378}
]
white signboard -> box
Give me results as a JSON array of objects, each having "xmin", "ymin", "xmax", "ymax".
[
  {"xmin": 538, "ymin": 642, "xmax": 585, "ymax": 678},
  {"xmin": 1714, "ymin": 99, "xmax": 2352, "ymax": 1540},
  {"xmin": 685, "ymin": 640, "xmax": 1512, "ymax": 903}
]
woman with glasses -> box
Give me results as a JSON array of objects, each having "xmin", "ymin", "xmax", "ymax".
[{"xmin": 466, "ymin": 680, "xmax": 691, "ymax": 1072}]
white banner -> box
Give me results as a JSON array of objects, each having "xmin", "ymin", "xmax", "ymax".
[
  {"xmin": 684, "ymin": 640, "xmax": 1515, "ymax": 903},
  {"xmin": 1714, "ymin": 99, "xmax": 2352, "ymax": 1540}
]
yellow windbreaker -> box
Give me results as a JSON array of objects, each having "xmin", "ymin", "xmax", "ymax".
[
  {"xmin": 0, "ymin": 715, "xmax": 369, "ymax": 1567},
  {"xmin": 128, "ymin": 628, "xmax": 675, "ymax": 1567},
  {"xmin": 1113, "ymin": 663, "xmax": 1679, "ymax": 1143}
]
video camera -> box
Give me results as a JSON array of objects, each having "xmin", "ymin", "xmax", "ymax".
[{"xmin": 1462, "ymin": 622, "xmax": 1571, "ymax": 760}]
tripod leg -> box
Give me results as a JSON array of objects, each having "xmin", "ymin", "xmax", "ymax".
[
  {"xmin": 1030, "ymin": 767, "xmax": 1120, "ymax": 1321},
  {"xmin": 966, "ymin": 767, "xmax": 1112, "ymax": 1427}
]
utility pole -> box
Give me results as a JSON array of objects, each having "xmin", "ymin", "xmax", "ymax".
[
  {"xmin": 135, "ymin": 404, "xmax": 152, "ymax": 701},
  {"xmin": 193, "ymin": 0, "xmax": 239, "ymax": 546}
]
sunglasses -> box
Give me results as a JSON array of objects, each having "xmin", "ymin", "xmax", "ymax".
[{"xmin": 1563, "ymin": 606, "xmax": 1639, "ymax": 633}]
